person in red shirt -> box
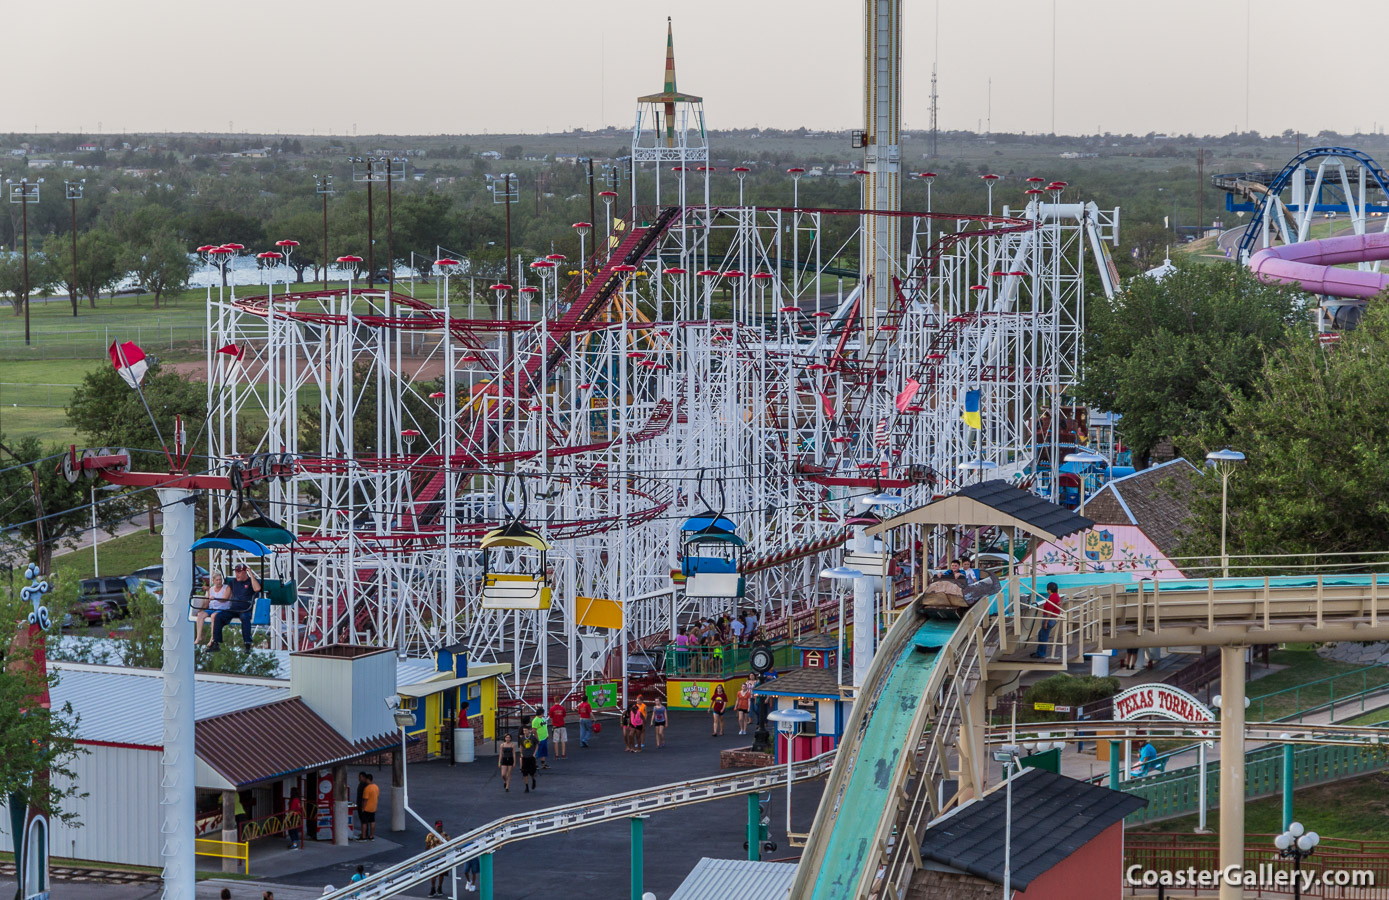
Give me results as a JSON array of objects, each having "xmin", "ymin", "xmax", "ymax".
[
  {"xmin": 710, "ymin": 684, "xmax": 728, "ymax": 737},
  {"xmin": 1034, "ymin": 582, "xmax": 1062, "ymax": 659},
  {"xmin": 576, "ymin": 696, "xmax": 594, "ymax": 748},
  {"xmin": 547, "ymin": 697, "xmax": 569, "ymax": 759}
]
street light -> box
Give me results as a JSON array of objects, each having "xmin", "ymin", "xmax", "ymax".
[
  {"xmin": 1274, "ymin": 822, "xmax": 1320, "ymax": 900},
  {"xmin": 314, "ymin": 174, "xmax": 334, "ymax": 289},
  {"xmin": 1205, "ymin": 448, "xmax": 1247, "ymax": 577},
  {"xmin": 8, "ymin": 178, "xmax": 42, "ymax": 345},
  {"xmin": 766, "ymin": 708, "xmax": 814, "ymax": 841},
  {"xmin": 993, "ymin": 744, "xmax": 1023, "ymax": 900},
  {"xmin": 1062, "ymin": 450, "xmax": 1107, "ymax": 516},
  {"xmin": 65, "ymin": 179, "xmax": 85, "ymax": 317},
  {"xmin": 386, "ymin": 699, "xmax": 454, "ymax": 897},
  {"xmin": 820, "ymin": 564, "xmax": 863, "ymax": 687}
]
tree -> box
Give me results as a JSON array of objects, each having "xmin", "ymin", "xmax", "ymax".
[
  {"xmin": 0, "ymin": 251, "xmax": 55, "ymax": 317},
  {"xmin": 0, "ymin": 435, "xmax": 127, "ymax": 574},
  {"xmin": 66, "ymin": 357, "xmax": 208, "ymax": 460},
  {"xmin": 1078, "ymin": 261, "xmax": 1307, "ymax": 467},
  {"xmin": 0, "ymin": 590, "xmax": 86, "ymax": 823},
  {"xmin": 48, "ymin": 228, "xmax": 125, "ymax": 309},
  {"xmin": 125, "ymin": 230, "xmax": 192, "ymax": 308},
  {"xmin": 1178, "ymin": 302, "xmax": 1389, "ymax": 561}
]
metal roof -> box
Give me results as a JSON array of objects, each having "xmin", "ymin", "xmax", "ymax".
[
  {"xmin": 920, "ymin": 768, "xmax": 1146, "ymax": 890},
  {"xmin": 195, "ymin": 696, "xmax": 397, "ymax": 789},
  {"xmin": 669, "ymin": 858, "xmax": 797, "ymax": 900},
  {"xmin": 869, "ymin": 479, "xmax": 1094, "ymax": 543},
  {"xmin": 52, "ymin": 663, "xmax": 288, "ymax": 747}
]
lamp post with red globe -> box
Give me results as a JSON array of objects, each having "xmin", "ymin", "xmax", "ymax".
[
  {"xmin": 434, "ymin": 258, "xmax": 459, "ymax": 309},
  {"xmin": 732, "ymin": 166, "xmax": 750, "ymax": 206},
  {"xmin": 599, "ymin": 190, "xmax": 617, "ymax": 248},
  {"xmin": 981, "ymin": 173, "xmax": 1001, "ymax": 217},
  {"xmin": 572, "ymin": 222, "xmax": 592, "ymax": 286}
]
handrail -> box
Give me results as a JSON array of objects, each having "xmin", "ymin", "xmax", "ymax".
[{"xmin": 320, "ymin": 750, "xmax": 836, "ymax": 900}]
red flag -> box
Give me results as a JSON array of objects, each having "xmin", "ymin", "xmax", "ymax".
[
  {"xmin": 818, "ymin": 392, "xmax": 834, "ymax": 419},
  {"xmin": 216, "ymin": 343, "xmax": 245, "ymax": 361},
  {"xmin": 108, "ymin": 341, "xmax": 148, "ymax": 389},
  {"xmin": 895, "ymin": 378, "xmax": 920, "ymax": 412}
]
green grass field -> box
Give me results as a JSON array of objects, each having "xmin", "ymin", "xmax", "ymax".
[
  {"xmin": 50, "ymin": 527, "xmax": 164, "ymax": 586},
  {"xmin": 1247, "ymin": 649, "xmax": 1389, "ymax": 721},
  {"xmin": 1137, "ymin": 772, "xmax": 1389, "ymax": 841}
]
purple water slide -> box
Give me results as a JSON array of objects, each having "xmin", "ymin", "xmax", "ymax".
[{"xmin": 1248, "ymin": 231, "xmax": 1389, "ymax": 300}]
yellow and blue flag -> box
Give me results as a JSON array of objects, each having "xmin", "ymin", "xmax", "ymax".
[{"xmin": 961, "ymin": 389, "xmax": 982, "ymax": 430}]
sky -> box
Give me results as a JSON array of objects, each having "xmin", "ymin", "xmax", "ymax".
[{"xmin": 9, "ymin": 0, "xmax": 1386, "ymax": 139}]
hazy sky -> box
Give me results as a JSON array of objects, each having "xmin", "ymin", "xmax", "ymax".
[{"xmin": 10, "ymin": 1, "xmax": 1385, "ymax": 138}]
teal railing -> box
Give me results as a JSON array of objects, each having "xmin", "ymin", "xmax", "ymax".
[
  {"xmin": 662, "ymin": 641, "xmax": 799, "ymax": 679},
  {"xmin": 1247, "ymin": 664, "xmax": 1389, "ymax": 721},
  {"xmin": 1120, "ymin": 737, "xmax": 1389, "ymax": 825}
]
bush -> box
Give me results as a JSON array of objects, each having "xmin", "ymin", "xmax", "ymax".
[{"xmin": 1017, "ymin": 673, "xmax": 1120, "ymax": 723}]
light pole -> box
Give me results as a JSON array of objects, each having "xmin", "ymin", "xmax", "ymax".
[
  {"xmin": 819, "ymin": 564, "xmax": 863, "ymax": 688},
  {"xmin": 350, "ymin": 157, "xmax": 384, "ymax": 289},
  {"xmin": 389, "ymin": 702, "xmax": 455, "ymax": 899},
  {"xmin": 787, "ymin": 167, "xmax": 805, "ymax": 208},
  {"xmin": 766, "ymin": 708, "xmax": 814, "ymax": 841},
  {"xmin": 8, "ymin": 178, "xmax": 42, "ymax": 345},
  {"xmin": 315, "ymin": 174, "xmax": 334, "ymax": 289},
  {"xmin": 65, "ymin": 179, "xmax": 85, "ymax": 316},
  {"xmin": 383, "ymin": 157, "xmax": 408, "ymax": 293},
  {"xmin": 1274, "ymin": 823, "xmax": 1319, "ymax": 900},
  {"xmin": 572, "ymin": 222, "xmax": 592, "ymax": 286},
  {"xmin": 994, "ymin": 744, "xmax": 1023, "ymax": 900},
  {"xmin": 732, "ymin": 166, "xmax": 750, "ymax": 206},
  {"xmin": 1062, "ymin": 450, "xmax": 1107, "ymax": 516},
  {"xmin": 1205, "ymin": 448, "xmax": 1247, "ymax": 577},
  {"xmin": 488, "ymin": 173, "xmax": 520, "ymax": 300},
  {"xmin": 599, "ymin": 190, "xmax": 617, "ymax": 249},
  {"xmin": 980, "ymin": 173, "xmax": 1000, "ymax": 217}
]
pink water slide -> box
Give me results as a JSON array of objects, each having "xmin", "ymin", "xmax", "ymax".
[{"xmin": 1248, "ymin": 232, "xmax": 1389, "ymax": 300}]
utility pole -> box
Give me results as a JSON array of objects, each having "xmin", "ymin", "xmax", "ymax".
[
  {"xmin": 315, "ymin": 174, "xmax": 334, "ymax": 289},
  {"xmin": 1197, "ymin": 147, "xmax": 1206, "ymax": 237},
  {"xmin": 66, "ymin": 180, "xmax": 85, "ymax": 316},
  {"xmin": 350, "ymin": 157, "xmax": 383, "ymax": 289},
  {"xmin": 587, "ymin": 158, "xmax": 598, "ymax": 246},
  {"xmin": 8, "ymin": 178, "xmax": 41, "ymax": 346},
  {"xmin": 384, "ymin": 157, "xmax": 406, "ymax": 293}
]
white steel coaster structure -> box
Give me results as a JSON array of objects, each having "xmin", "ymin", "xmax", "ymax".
[{"xmin": 204, "ymin": 31, "xmax": 1118, "ymax": 704}]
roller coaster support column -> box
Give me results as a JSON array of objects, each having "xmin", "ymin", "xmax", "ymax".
[
  {"xmin": 861, "ymin": 0, "xmax": 902, "ymax": 338},
  {"xmin": 630, "ymin": 815, "xmax": 648, "ymax": 900},
  {"xmin": 158, "ymin": 486, "xmax": 197, "ymax": 900},
  {"xmin": 480, "ymin": 852, "xmax": 494, "ymax": 900},
  {"xmin": 852, "ymin": 521, "xmax": 875, "ymax": 688},
  {"xmin": 747, "ymin": 794, "xmax": 761, "ymax": 861},
  {"xmin": 1219, "ymin": 645, "xmax": 1247, "ymax": 900}
]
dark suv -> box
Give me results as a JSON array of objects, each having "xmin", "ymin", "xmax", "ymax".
[{"xmin": 74, "ymin": 577, "xmax": 135, "ymax": 624}]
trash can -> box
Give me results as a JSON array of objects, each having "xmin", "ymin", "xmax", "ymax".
[{"xmin": 454, "ymin": 729, "xmax": 475, "ymax": 763}]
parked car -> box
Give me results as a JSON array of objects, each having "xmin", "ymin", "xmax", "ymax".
[
  {"xmin": 73, "ymin": 577, "xmax": 132, "ymax": 624},
  {"xmin": 129, "ymin": 564, "xmax": 209, "ymax": 586}
]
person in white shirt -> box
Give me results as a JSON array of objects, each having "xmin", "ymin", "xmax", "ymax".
[{"xmin": 730, "ymin": 617, "xmax": 745, "ymax": 643}]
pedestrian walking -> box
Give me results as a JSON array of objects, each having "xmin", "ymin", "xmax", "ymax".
[
  {"xmin": 464, "ymin": 855, "xmax": 480, "ymax": 893},
  {"xmin": 520, "ymin": 727, "xmax": 539, "ymax": 792},
  {"xmin": 350, "ymin": 864, "xmax": 366, "ymax": 898},
  {"xmin": 1034, "ymin": 582, "xmax": 1061, "ymax": 659},
  {"xmin": 736, "ymin": 679, "xmax": 754, "ymax": 735},
  {"xmin": 651, "ymin": 697, "xmax": 667, "ymax": 748},
  {"xmin": 498, "ymin": 732, "xmax": 516, "ymax": 791},
  {"xmin": 426, "ymin": 821, "xmax": 450, "ymax": 897},
  {"xmin": 548, "ymin": 696, "xmax": 569, "ymax": 759},
  {"xmin": 711, "ymin": 684, "xmax": 727, "ymax": 736},
  {"xmin": 624, "ymin": 702, "xmax": 644, "ymax": 752},
  {"xmin": 576, "ymin": 694, "xmax": 594, "ymax": 747},
  {"xmin": 286, "ymin": 787, "xmax": 303, "ymax": 849},
  {"xmin": 531, "ymin": 709, "xmax": 550, "ymax": 768}
]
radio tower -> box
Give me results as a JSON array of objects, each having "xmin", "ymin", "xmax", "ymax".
[{"xmin": 929, "ymin": 64, "xmax": 939, "ymax": 157}]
